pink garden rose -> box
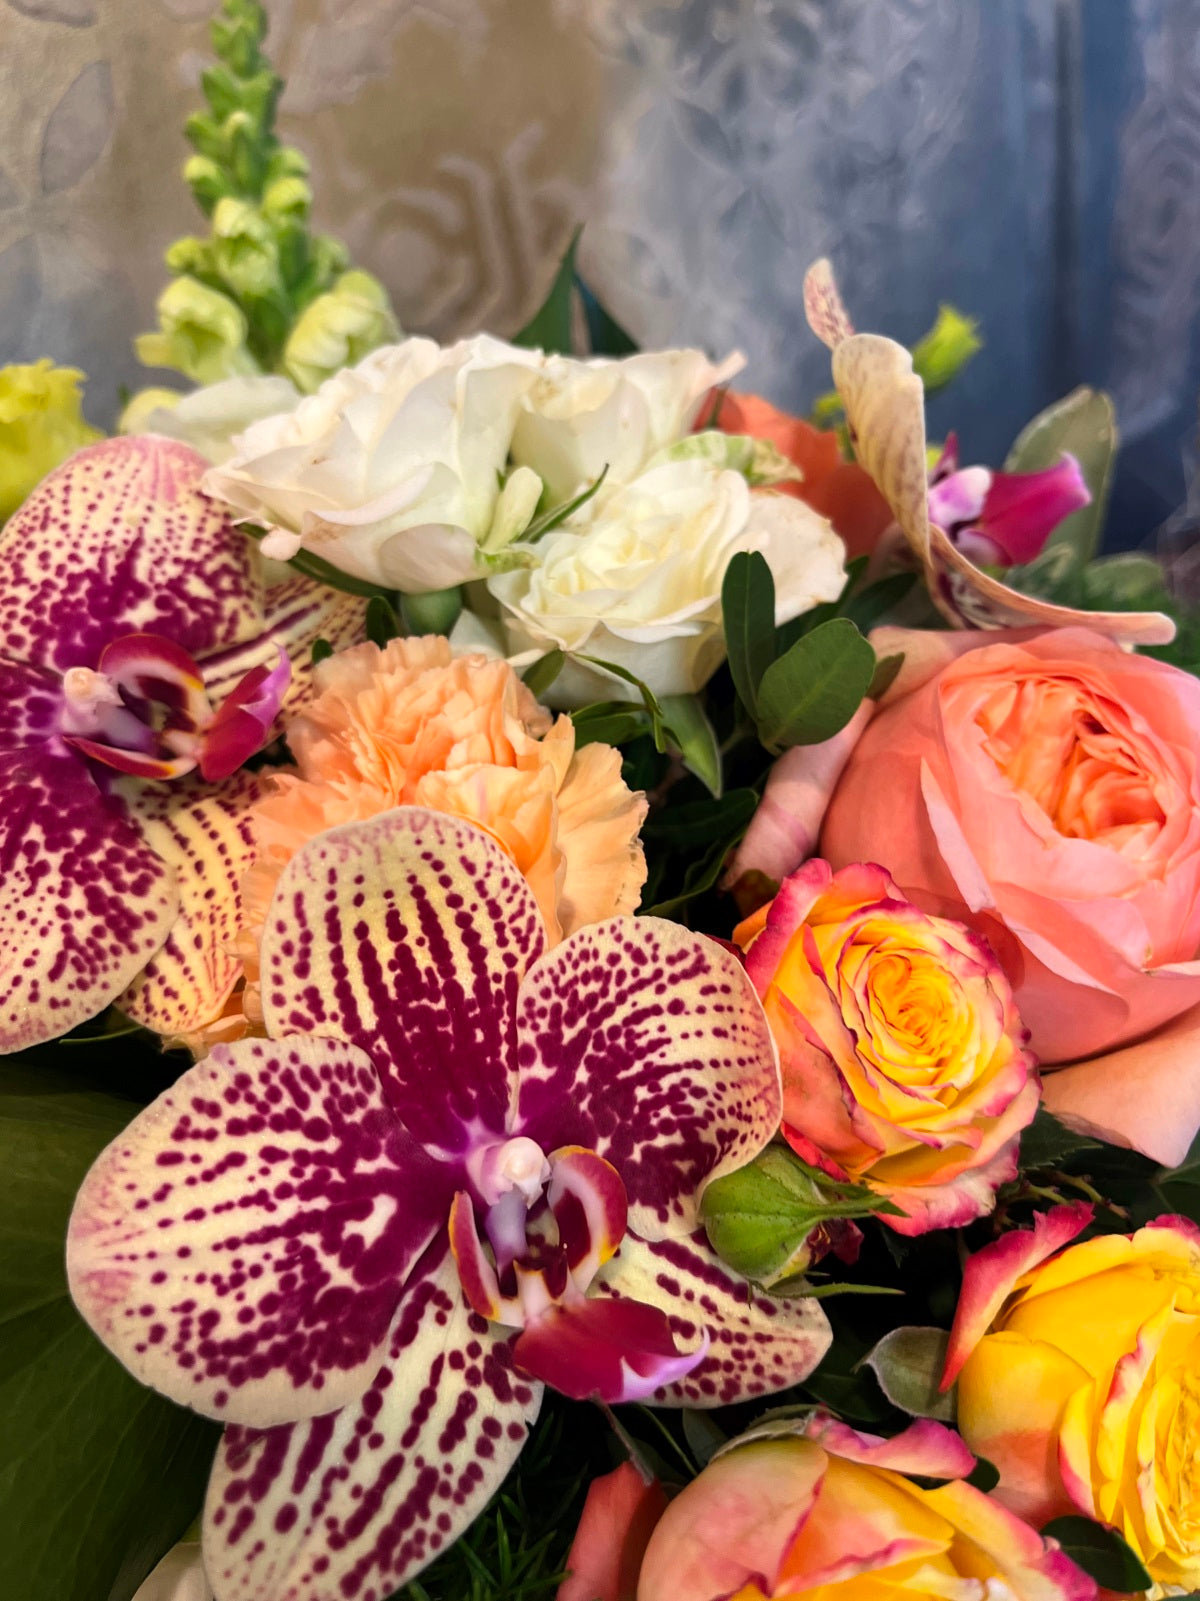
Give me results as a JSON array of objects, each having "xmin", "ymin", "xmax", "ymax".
[{"xmin": 737, "ymin": 627, "xmax": 1200, "ymax": 1166}]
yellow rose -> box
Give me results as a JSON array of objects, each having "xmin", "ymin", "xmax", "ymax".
[
  {"xmin": 734, "ymin": 859, "xmax": 1039, "ymax": 1234},
  {"xmin": 0, "ymin": 359, "xmax": 101, "ymax": 521},
  {"xmin": 945, "ymin": 1206, "xmax": 1200, "ymax": 1590}
]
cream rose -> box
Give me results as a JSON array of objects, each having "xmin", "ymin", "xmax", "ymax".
[
  {"xmin": 511, "ymin": 347, "xmax": 743, "ymax": 503},
  {"xmin": 202, "ymin": 334, "xmax": 545, "ymax": 592},
  {"xmin": 487, "ymin": 456, "xmax": 846, "ymax": 704}
]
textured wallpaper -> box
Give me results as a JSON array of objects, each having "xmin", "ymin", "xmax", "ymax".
[{"xmin": 1, "ymin": 0, "xmax": 1198, "ymax": 541}]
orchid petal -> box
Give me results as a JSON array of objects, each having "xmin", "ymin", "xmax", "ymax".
[
  {"xmin": 0, "ymin": 657, "xmax": 177, "ymax": 1050},
  {"xmin": 98, "ymin": 632, "xmax": 211, "ymax": 720},
  {"xmin": 513, "ymin": 1295, "xmax": 707, "ymax": 1404},
  {"xmin": 549, "ymin": 1146, "xmax": 627, "ymax": 1291},
  {"xmin": 67, "ymin": 1035, "xmax": 452, "ymax": 1428},
  {"xmin": 260, "ymin": 808, "xmax": 545, "ymax": 1156},
  {"xmin": 942, "ymin": 1202, "xmax": 1094, "ymax": 1389},
  {"xmin": 978, "ymin": 454, "xmax": 1091, "ymax": 566},
  {"xmin": 0, "ymin": 436, "xmax": 266, "ymax": 673},
  {"xmin": 447, "ymin": 1190, "xmax": 522, "ymax": 1325},
  {"xmin": 200, "ymin": 651, "xmax": 291, "ymax": 782},
  {"xmin": 513, "ymin": 917, "xmax": 780, "ymax": 1241},
  {"xmin": 202, "ymin": 1246, "xmax": 541, "ymax": 1601},
  {"xmin": 116, "ymin": 767, "xmax": 265, "ymax": 1041},
  {"xmin": 199, "ymin": 575, "xmax": 367, "ymax": 723},
  {"xmin": 595, "ymin": 1230, "xmax": 831, "ymax": 1406},
  {"xmin": 63, "ymin": 738, "xmax": 199, "ymax": 780}
]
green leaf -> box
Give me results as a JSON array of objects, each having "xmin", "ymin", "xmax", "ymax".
[
  {"xmin": 0, "ymin": 1062, "xmax": 219, "ymax": 1601},
  {"xmin": 756, "ymin": 618, "xmax": 876, "ymax": 752},
  {"xmin": 311, "ymin": 635, "xmax": 333, "ymax": 665},
  {"xmin": 522, "ymin": 465, "xmax": 608, "ymax": 542},
  {"xmin": 365, "ymin": 591, "xmax": 401, "ymax": 647},
  {"xmin": 576, "ymin": 274, "xmax": 638, "ymax": 356},
  {"xmin": 867, "ymin": 651, "xmax": 904, "ymax": 700},
  {"xmin": 721, "ymin": 551, "xmax": 777, "ymax": 718},
  {"xmin": 399, "ymin": 585, "xmax": 463, "ymax": 637},
  {"xmin": 843, "ymin": 570, "xmax": 917, "ymax": 632},
  {"xmin": 966, "ymin": 1456, "xmax": 1001, "ymax": 1493},
  {"xmin": 514, "ymin": 227, "xmax": 581, "ymax": 353},
  {"xmin": 659, "ymin": 694, "xmax": 722, "ymax": 797},
  {"xmin": 574, "ymin": 657, "xmax": 669, "ymax": 752},
  {"xmin": 521, "ymin": 650, "xmax": 565, "ymax": 701},
  {"xmin": 642, "ymin": 789, "xmax": 758, "ymax": 851},
  {"xmin": 909, "ymin": 305, "xmax": 982, "ymax": 393},
  {"xmin": 1004, "ymin": 388, "xmax": 1117, "ymax": 564},
  {"xmin": 1041, "ymin": 1517, "xmax": 1152, "ymax": 1592},
  {"xmin": 1158, "ymin": 1128, "xmax": 1200, "ymax": 1187},
  {"xmin": 680, "ymin": 1409, "xmax": 727, "ymax": 1470},
  {"xmin": 1019, "ymin": 1107, "xmax": 1100, "ymax": 1171},
  {"xmin": 863, "ymin": 1326, "xmax": 956, "ymax": 1422},
  {"xmin": 569, "ymin": 701, "xmax": 647, "ymax": 749}
]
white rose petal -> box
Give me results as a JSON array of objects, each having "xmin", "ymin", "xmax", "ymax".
[
  {"xmin": 488, "ymin": 457, "xmax": 846, "ymax": 705},
  {"xmin": 118, "ymin": 375, "xmax": 302, "ymax": 465},
  {"xmin": 511, "ymin": 348, "xmax": 745, "ymax": 504},
  {"xmin": 202, "ymin": 334, "xmax": 545, "ymax": 593}
]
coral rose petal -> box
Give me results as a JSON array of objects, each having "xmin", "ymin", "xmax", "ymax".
[
  {"xmin": 635, "ymin": 1436, "xmax": 826, "ymax": 1601},
  {"xmin": 261, "ymin": 808, "xmax": 545, "ymax": 1152},
  {"xmin": 513, "ymin": 1296, "xmax": 707, "ymax": 1403},
  {"xmin": 0, "ymin": 436, "xmax": 265, "ymax": 673},
  {"xmin": 594, "ymin": 1230, "xmax": 831, "ymax": 1405},
  {"xmin": 558, "ymin": 1461, "xmax": 667, "ymax": 1601},
  {"xmin": 0, "ymin": 664, "xmax": 178, "ymax": 1049},
  {"xmin": 920, "ymin": 1479, "xmax": 1098, "ymax": 1601},
  {"xmin": 943, "ymin": 1203, "xmax": 1094, "ymax": 1389},
  {"xmin": 803, "ymin": 1412, "xmax": 976, "ymax": 1479},
  {"xmin": 117, "ymin": 767, "xmax": 265, "ymax": 1041},
  {"xmin": 513, "ymin": 916, "xmax": 780, "ymax": 1240},
  {"xmin": 66, "ymin": 1036, "xmax": 451, "ymax": 1428},
  {"xmin": 1041, "ymin": 1001, "xmax": 1200, "ymax": 1168},
  {"xmin": 203, "ymin": 1246, "xmax": 541, "ymax": 1601}
]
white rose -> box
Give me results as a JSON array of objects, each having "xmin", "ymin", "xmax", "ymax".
[
  {"xmin": 202, "ymin": 335, "xmax": 545, "ymax": 593},
  {"xmin": 511, "ymin": 348, "xmax": 745, "ymax": 504},
  {"xmin": 487, "ymin": 456, "xmax": 846, "ymax": 704},
  {"xmin": 118, "ymin": 375, "xmax": 302, "ymax": 464},
  {"xmin": 132, "ymin": 1544, "xmax": 211, "ymax": 1601}
]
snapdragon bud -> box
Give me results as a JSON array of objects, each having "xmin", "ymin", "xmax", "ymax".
[
  {"xmin": 282, "ymin": 269, "xmax": 398, "ymax": 392},
  {"xmin": 136, "ymin": 277, "xmax": 260, "ymax": 384}
]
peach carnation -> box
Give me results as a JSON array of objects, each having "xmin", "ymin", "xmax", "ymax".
[{"xmin": 195, "ymin": 636, "xmax": 647, "ymax": 1050}]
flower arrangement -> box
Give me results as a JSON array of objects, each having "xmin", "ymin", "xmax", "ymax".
[{"xmin": 6, "ymin": 7, "xmax": 1200, "ymax": 1601}]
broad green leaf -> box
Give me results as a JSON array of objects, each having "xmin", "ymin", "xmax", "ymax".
[
  {"xmin": 569, "ymin": 701, "xmax": 647, "ymax": 749},
  {"xmin": 514, "ymin": 227, "xmax": 581, "ymax": 353},
  {"xmin": 756, "ymin": 618, "xmax": 876, "ymax": 752},
  {"xmin": 364, "ymin": 591, "xmax": 401, "ymax": 647},
  {"xmin": 864, "ymin": 1326, "xmax": 956, "ymax": 1422},
  {"xmin": 843, "ymin": 570, "xmax": 917, "ymax": 632},
  {"xmin": 577, "ymin": 274, "xmax": 638, "ymax": 356},
  {"xmin": 575, "ymin": 656, "xmax": 669, "ymax": 751},
  {"xmin": 774, "ymin": 556, "xmax": 869, "ymax": 655},
  {"xmin": 0, "ymin": 1062, "xmax": 219, "ymax": 1601},
  {"xmin": 721, "ymin": 551, "xmax": 777, "ymax": 717},
  {"xmin": 642, "ymin": 789, "xmax": 757, "ymax": 851},
  {"xmin": 311, "ymin": 636, "xmax": 333, "ymax": 665},
  {"xmin": 1081, "ymin": 552, "xmax": 1170, "ymax": 611},
  {"xmin": 521, "ymin": 649, "xmax": 565, "ymax": 701},
  {"xmin": 1041, "ymin": 1517, "xmax": 1152, "ymax": 1592},
  {"xmin": 1004, "ymin": 388, "xmax": 1117, "ymax": 564},
  {"xmin": 659, "ymin": 694, "xmax": 722, "ymax": 797},
  {"xmin": 680, "ymin": 1409, "xmax": 728, "ymax": 1470},
  {"xmin": 867, "ymin": 651, "xmax": 904, "ymax": 700},
  {"xmin": 1019, "ymin": 1107, "xmax": 1100, "ymax": 1171}
]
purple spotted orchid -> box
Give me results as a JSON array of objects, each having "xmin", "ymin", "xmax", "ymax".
[
  {"xmin": 0, "ymin": 434, "xmax": 365, "ymax": 1051},
  {"xmin": 68, "ymin": 807, "xmax": 831, "ymax": 1601},
  {"xmin": 927, "ymin": 432, "xmax": 1090, "ymax": 567}
]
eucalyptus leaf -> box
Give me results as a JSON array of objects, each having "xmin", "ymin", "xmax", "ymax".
[
  {"xmin": 577, "ymin": 274, "xmax": 638, "ymax": 356},
  {"xmin": 0, "ymin": 1062, "xmax": 219, "ymax": 1601},
  {"xmin": 721, "ymin": 551, "xmax": 777, "ymax": 718},
  {"xmin": 514, "ymin": 227, "xmax": 581, "ymax": 353},
  {"xmin": 756, "ymin": 618, "xmax": 876, "ymax": 752},
  {"xmin": 521, "ymin": 649, "xmax": 565, "ymax": 701},
  {"xmin": 1004, "ymin": 387, "xmax": 1117, "ymax": 564},
  {"xmin": 864, "ymin": 1326, "xmax": 956, "ymax": 1422},
  {"xmin": 659, "ymin": 694, "xmax": 722, "ymax": 797},
  {"xmin": 1041, "ymin": 1517, "xmax": 1152, "ymax": 1592}
]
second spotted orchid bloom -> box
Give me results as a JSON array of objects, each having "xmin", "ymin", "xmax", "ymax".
[
  {"xmin": 68, "ymin": 807, "xmax": 830, "ymax": 1601},
  {"xmin": 0, "ymin": 434, "xmax": 364, "ymax": 1051}
]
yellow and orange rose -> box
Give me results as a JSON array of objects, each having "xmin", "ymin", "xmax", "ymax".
[
  {"xmin": 946, "ymin": 1206, "xmax": 1200, "ymax": 1591},
  {"xmin": 635, "ymin": 1411, "xmax": 1096, "ymax": 1601},
  {"xmin": 734, "ymin": 860, "xmax": 1038, "ymax": 1233},
  {"xmin": 193, "ymin": 635, "xmax": 647, "ymax": 1049}
]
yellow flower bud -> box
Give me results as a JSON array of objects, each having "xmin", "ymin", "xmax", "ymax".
[
  {"xmin": 282, "ymin": 270, "xmax": 399, "ymax": 393},
  {"xmin": 136, "ymin": 277, "xmax": 260, "ymax": 385},
  {"xmin": 0, "ymin": 360, "xmax": 102, "ymax": 522}
]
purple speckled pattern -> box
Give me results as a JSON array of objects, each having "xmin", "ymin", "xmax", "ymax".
[
  {"xmin": 594, "ymin": 1231, "xmax": 833, "ymax": 1407},
  {"xmin": 0, "ymin": 435, "xmax": 265, "ymax": 672},
  {"xmin": 261, "ymin": 808, "xmax": 546, "ymax": 1153},
  {"xmin": 67, "ymin": 807, "xmax": 819, "ymax": 1599},
  {"xmin": 117, "ymin": 767, "xmax": 265, "ymax": 1038},
  {"xmin": 0, "ymin": 655, "xmax": 176, "ymax": 1048},
  {"xmin": 67, "ymin": 1034, "xmax": 451, "ymax": 1428},
  {"xmin": 0, "ymin": 436, "xmax": 367, "ymax": 1050},
  {"xmin": 202, "ymin": 1246, "xmax": 540, "ymax": 1601},
  {"xmin": 514, "ymin": 917, "xmax": 782, "ymax": 1242}
]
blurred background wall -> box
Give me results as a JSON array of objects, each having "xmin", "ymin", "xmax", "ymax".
[{"xmin": 1, "ymin": 0, "xmax": 1198, "ymax": 547}]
